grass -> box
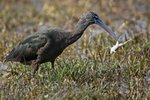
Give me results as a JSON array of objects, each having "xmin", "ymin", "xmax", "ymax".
[{"xmin": 0, "ymin": 0, "xmax": 150, "ymax": 99}]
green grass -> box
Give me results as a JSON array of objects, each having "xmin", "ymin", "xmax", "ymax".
[{"xmin": 0, "ymin": 0, "xmax": 150, "ymax": 99}]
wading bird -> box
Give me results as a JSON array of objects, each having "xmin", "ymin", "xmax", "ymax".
[{"xmin": 4, "ymin": 11, "xmax": 116, "ymax": 74}]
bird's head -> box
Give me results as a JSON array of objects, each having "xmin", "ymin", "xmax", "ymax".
[{"xmin": 81, "ymin": 11, "xmax": 117, "ymax": 40}]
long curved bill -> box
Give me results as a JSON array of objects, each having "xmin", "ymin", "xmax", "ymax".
[{"xmin": 96, "ymin": 19, "xmax": 117, "ymax": 41}]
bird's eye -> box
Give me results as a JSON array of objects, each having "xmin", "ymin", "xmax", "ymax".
[{"xmin": 94, "ymin": 15, "xmax": 98, "ymax": 19}]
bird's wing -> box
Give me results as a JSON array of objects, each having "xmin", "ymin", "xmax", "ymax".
[{"xmin": 4, "ymin": 33, "xmax": 47, "ymax": 62}]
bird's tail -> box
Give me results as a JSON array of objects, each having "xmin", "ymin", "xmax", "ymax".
[
  {"xmin": 3, "ymin": 54, "xmax": 14, "ymax": 63},
  {"xmin": 3, "ymin": 48, "xmax": 17, "ymax": 63},
  {"xmin": 3, "ymin": 55, "xmax": 10, "ymax": 63},
  {"xmin": 3, "ymin": 57, "xmax": 6, "ymax": 63}
]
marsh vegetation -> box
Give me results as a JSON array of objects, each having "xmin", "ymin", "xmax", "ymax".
[{"xmin": 0, "ymin": 0, "xmax": 150, "ymax": 99}]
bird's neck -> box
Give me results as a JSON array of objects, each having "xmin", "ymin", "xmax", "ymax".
[{"xmin": 67, "ymin": 19, "xmax": 90, "ymax": 45}]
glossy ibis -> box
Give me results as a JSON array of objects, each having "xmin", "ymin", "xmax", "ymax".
[{"xmin": 4, "ymin": 11, "xmax": 116, "ymax": 74}]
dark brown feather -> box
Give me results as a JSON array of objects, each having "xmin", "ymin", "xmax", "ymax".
[
  {"xmin": 5, "ymin": 29, "xmax": 70, "ymax": 64},
  {"xmin": 4, "ymin": 11, "xmax": 115, "ymax": 74}
]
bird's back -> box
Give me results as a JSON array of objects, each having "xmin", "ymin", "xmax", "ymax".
[{"xmin": 4, "ymin": 28, "xmax": 70, "ymax": 65}]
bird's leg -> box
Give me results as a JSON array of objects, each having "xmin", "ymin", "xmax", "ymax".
[
  {"xmin": 33, "ymin": 64, "xmax": 39, "ymax": 75},
  {"xmin": 51, "ymin": 60, "xmax": 55, "ymax": 69},
  {"xmin": 31, "ymin": 60, "xmax": 40, "ymax": 75},
  {"xmin": 50, "ymin": 60, "xmax": 57, "ymax": 76}
]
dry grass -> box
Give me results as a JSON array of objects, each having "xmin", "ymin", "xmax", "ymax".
[{"xmin": 0, "ymin": 0, "xmax": 150, "ymax": 99}]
